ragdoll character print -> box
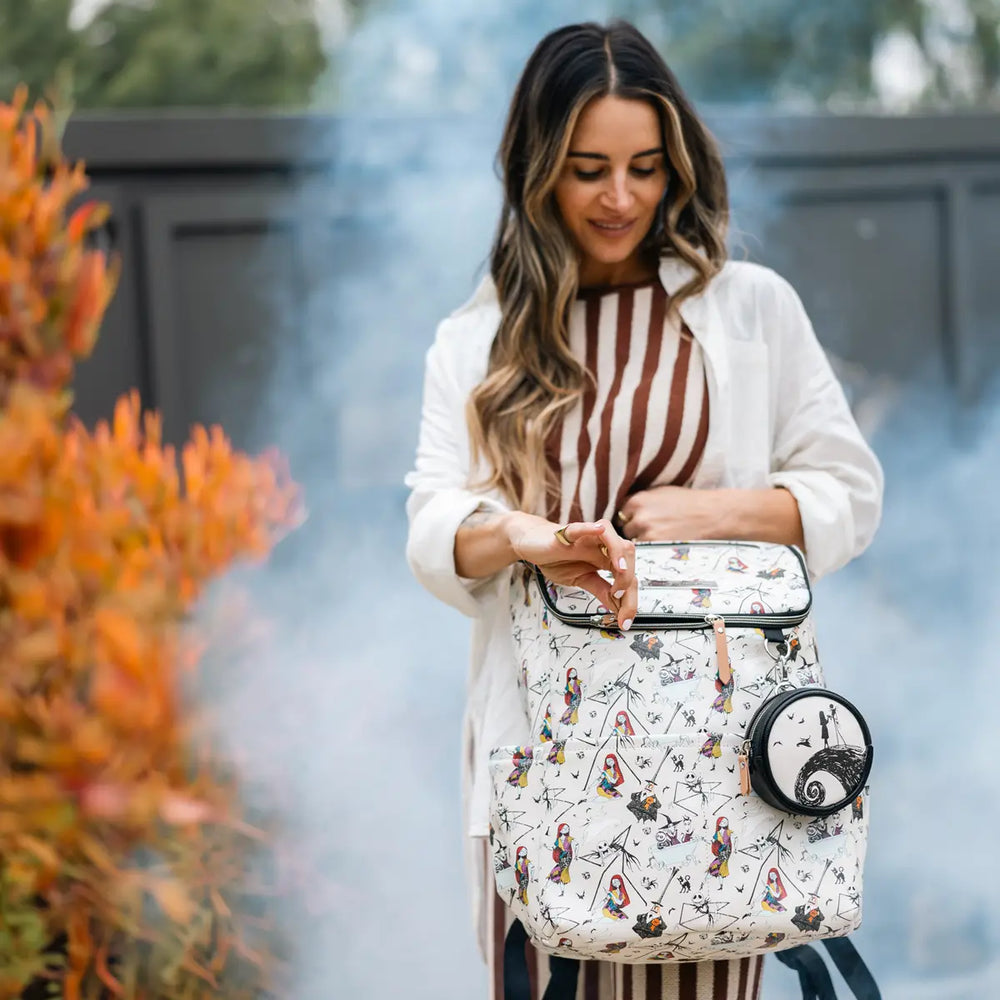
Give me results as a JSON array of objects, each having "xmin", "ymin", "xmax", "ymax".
[
  {"xmin": 561, "ymin": 667, "xmax": 582, "ymax": 725},
  {"xmin": 548, "ymin": 822, "xmax": 573, "ymax": 884},
  {"xmin": 708, "ymin": 816, "xmax": 732, "ymax": 878},
  {"xmin": 515, "ymin": 845, "xmax": 530, "ymax": 905},
  {"xmin": 761, "ymin": 868, "xmax": 787, "ymax": 912},
  {"xmin": 603, "ymin": 874, "xmax": 630, "ymax": 920},
  {"xmin": 596, "ymin": 753, "xmax": 625, "ymax": 799}
]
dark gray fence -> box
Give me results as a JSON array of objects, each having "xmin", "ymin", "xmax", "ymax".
[{"xmin": 64, "ymin": 111, "xmax": 1000, "ymax": 447}]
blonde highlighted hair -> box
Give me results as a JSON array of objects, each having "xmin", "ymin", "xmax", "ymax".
[{"xmin": 468, "ymin": 20, "xmax": 728, "ymax": 514}]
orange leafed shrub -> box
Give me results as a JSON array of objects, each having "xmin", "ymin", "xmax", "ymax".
[{"xmin": 0, "ymin": 88, "xmax": 303, "ymax": 998}]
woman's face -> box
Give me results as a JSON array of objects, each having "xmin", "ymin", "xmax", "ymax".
[{"xmin": 554, "ymin": 94, "xmax": 668, "ymax": 287}]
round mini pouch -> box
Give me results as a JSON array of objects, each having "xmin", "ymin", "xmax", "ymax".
[{"xmin": 744, "ymin": 686, "xmax": 873, "ymax": 817}]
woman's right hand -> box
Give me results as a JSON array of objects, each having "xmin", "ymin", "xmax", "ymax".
[{"xmin": 505, "ymin": 513, "xmax": 637, "ymax": 630}]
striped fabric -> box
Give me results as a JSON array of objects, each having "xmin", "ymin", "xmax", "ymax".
[
  {"xmin": 545, "ymin": 278, "xmax": 709, "ymax": 525},
  {"xmin": 484, "ymin": 841, "xmax": 763, "ymax": 1000}
]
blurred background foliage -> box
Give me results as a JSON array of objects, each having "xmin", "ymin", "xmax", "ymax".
[{"xmin": 0, "ymin": 0, "xmax": 999, "ymax": 111}]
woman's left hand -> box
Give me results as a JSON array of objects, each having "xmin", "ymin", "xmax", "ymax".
[
  {"xmin": 617, "ymin": 485, "xmax": 805, "ymax": 550},
  {"xmin": 617, "ymin": 486, "xmax": 724, "ymax": 542}
]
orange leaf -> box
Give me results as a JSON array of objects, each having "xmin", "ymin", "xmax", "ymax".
[
  {"xmin": 93, "ymin": 606, "xmax": 147, "ymax": 678},
  {"xmin": 147, "ymin": 876, "xmax": 196, "ymax": 924}
]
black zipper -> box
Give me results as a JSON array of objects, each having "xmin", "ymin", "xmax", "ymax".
[{"xmin": 533, "ymin": 541, "xmax": 811, "ymax": 631}]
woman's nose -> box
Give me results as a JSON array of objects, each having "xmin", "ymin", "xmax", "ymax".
[{"xmin": 601, "ymin": 172, "xmax": 634, "ymax": 213}]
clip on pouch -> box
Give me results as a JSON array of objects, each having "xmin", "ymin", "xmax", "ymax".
[{"xmin": 740, "ymin": 686, "xmax": 873, "ymax": 817}]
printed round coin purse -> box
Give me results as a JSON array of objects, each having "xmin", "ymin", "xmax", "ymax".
[{"xmin": 740, "ymin": 687, "xmax": 873, "ymax": 817}]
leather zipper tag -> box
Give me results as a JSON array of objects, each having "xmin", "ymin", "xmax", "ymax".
[{"xmin": 711, "ymin": 617, "xmax": 732, "ymax": 686}]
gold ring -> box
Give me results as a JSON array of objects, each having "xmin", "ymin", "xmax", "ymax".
[
  {"xmin": 554, "ymin": 525, "xmax": 573, "ymax": 546},
  {"xmin": 617, "ymin": 509, "xmax": 631, "ymax": 525},
  {"xmin": 599, "ymin": 544, "xmax": 609, "ymax": 558}
]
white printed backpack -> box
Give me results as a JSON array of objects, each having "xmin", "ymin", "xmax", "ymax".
[{"xmin": 488, "ymin": 541, "xmax": 878, "ymax": 995}]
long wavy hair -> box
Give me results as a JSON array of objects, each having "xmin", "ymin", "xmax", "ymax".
[{"xmin": 467, "ymin": 20, "xmax": 728, "ymax": 514}]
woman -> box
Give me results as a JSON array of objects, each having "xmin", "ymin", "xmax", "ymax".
[{"xmin": 405, "ymin": 19, "xmax": 882, "ymax": 1000}]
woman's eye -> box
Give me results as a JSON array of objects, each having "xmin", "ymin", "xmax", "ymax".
[
  {"xmin": 631, "ymin": 166, "xmax": 656, "ymax": 178},
  {"xmin": 574, "ymin": 168, "xmax": 603, "ymax": 181}
]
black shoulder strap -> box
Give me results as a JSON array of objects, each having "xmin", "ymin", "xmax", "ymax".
[
  {"xmin": 775, "ymin": 939, "xmax": 882, "ymax": 1000},
  {"xmin": 503, "ymin": 922, "xmax": 579, "ymax": 1000},
  {"xmin": 775, "ymin": 944, "xmax": 838, "ymax": 1000},
  {"xmin": 821, "ymin": 938, "xmax": 882, "ymax": 999}
]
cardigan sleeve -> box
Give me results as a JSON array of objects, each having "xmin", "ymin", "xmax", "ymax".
[
  {"xmin": 762, "ymin": 273, "xmax": 884, "ymax": 580},
  {"xmin": 404, "ymin": 321, "xmax": 511, "ymax": 618}
]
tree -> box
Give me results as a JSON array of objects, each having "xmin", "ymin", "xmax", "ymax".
[
  {"xmin": 0, "ymin": 0, "xmax": 78, "ymax": 107},
  {"xmin": 0, "ymin": 0, "xmax": 337, "ymax": 109},
  {"xmin": 618, "ymin": 0, "xmax": 1000, "ymax": 108},
  {"xmin": 74, "ymin": 0, "xmax": 328, "ymax": 109}
]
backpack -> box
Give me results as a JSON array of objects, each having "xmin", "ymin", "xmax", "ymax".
[{"xmin": 489, "ymin": 540, "xmax": 880, "ymax": 999}]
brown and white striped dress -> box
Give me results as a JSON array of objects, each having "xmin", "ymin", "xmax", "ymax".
[{"xmin": 487, "ymin": 276, "xmax": 764, "ymax": 1000}]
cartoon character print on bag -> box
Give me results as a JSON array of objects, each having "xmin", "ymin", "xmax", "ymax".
[
  {"xmin": 852, "ymin": 793, "xmax": 864, "ymax": 822},
  {"xmin": 708, "ymin": 816, "xmax": 733, "ymax": 878},
  {"xmin": 791, "ymin": 897, "xmax": 824, "ymax": 933},
  {"xmin": 776, "ymin": 700, "xmax": 871, "ymax": 812},
  {"xmin": 761, "ymin": 868, "xmax": 787, "ymax": 912},
  {"xmin": 627, "ymin": 780, "xmax": 661, "ymax": 823},
  {"xmin": 728, "ymin": 556, "xmax": 748, "ymax": 573},
  {"xmin": 540, "ymin": 705, "xmax": 553, "ymax": 743},
  {"xmin": 700, "ymin": 733, "xmax": 723, "ymax": 759},
  {"xmin": 596, "ymin": 753, "xmax": 625, "ymax": 799},
  {"xmin": 548, "ymin": 740, "xmax": 566, "ymax": 766},
  {"xmin": 561, "ymin": 667, "xmax": 581, "ymax": 725},
  {"xmin": 612, "ymin": 710, "xmax": 635, "ymax": 738},
  {"xmin": 515, "ymin": 845, "xmax": 530, "ymax": 906},
  {"xmin": 548, "ymin": 823, "xmax": 574, "ymax": 884},
  {"xmin": 602, "ymin": 874, "xmax": 630, "ymax": 920},
  {"xmin": 691, "ymin": 587, "xmax": 712, "ymax": 609},
  {"xmin": 633, "ymin": 901, "xmax": 666, "ymax": 939},
  {"xmin": 631, "ymin": 632, "xmax": 663, "ymax": 661},
  {"xmin": 508, "ymin": 747, "xmax": 533, "ymax": 788}
]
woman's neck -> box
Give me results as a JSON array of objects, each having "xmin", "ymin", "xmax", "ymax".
[{"xmin": 577, "ymin": 254, "xmax": 658, "ymax": 290}]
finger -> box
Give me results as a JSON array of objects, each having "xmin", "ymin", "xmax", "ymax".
[
  {"xmin": 572, "ymin": 571, "xmax": 619, "ymax": 613},
  {"xmin": 555, "ymin": 521, "xmax": 606, "ymax": 547},
  {"xmin": 598, "ymin": 519, "xmax": 634, "ymax": 581},
  {"xmin": 617, "ymin": 576, "xmax": 639, "ymax": 631}
]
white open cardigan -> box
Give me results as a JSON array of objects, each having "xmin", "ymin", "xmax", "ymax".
[{"xmin": 403, "ymin": 256, "xmax": 884, "ymax": 953}]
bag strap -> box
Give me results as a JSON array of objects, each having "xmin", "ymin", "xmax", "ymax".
[
  {"xmin": 505, "ymin": 923, "xmax": 880, "ymax": 1000},
  {"xmin": 821, "ymin": 938, "xmax": 882, "ymax": 999},
  {"xmin": 503, "ymin": 922, "xmax": 579, "ymax": 1000},
  {"xmin": 775, "ymin": 945, "xmax": 837, "ymax": 1000},
  {"xmin": 775, "ymin": 940, "xmax": 882, "ymax": 1000}
]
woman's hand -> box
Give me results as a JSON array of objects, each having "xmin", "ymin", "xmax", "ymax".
[
  {"xmin": 506, "ymin": 514, "xmax": 637, "ymax": 630},
  {"xmin": 617, "ymin": 486, "xmax": 721, "ymax": 542},
  {"xmin": 618, "ymin": 485, "xmax": 805, "ymax": 549}
]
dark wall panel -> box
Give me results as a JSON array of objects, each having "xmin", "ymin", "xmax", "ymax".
[
  {"xmin": 758, "ymin": 192, "xmax": 945, "ymax": 380},
  {"xmin": 141, "ymin": 193, "xmax": 306, "ymax": 450}
]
